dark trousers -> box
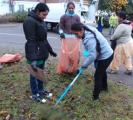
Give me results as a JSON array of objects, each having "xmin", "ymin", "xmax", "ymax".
[
  {"xmin": 93, "ymin": 54, "xmax": 113, "ymax": 98},
  {"xmin": 30, "ymin": 63, "xmax": 44, "ymax": 95}
]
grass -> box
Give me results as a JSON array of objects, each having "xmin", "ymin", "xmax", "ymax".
[{"xmin": 0, "ymin": 58, "xmax": 133, "ymax": 120}]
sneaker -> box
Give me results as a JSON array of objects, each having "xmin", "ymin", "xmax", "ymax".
[
  {"xmin": 124, "ymin": 70, "xmax": 132, "ymax": 75},
  {"xmin": 93, "ymin": 95, "xmax": 99, "ymax": 101},
  {"xmin": 30, "ymin": 94, "xmax": 46, "ymax": 103},
  {"xmin": 107, "ymin": 69, "xmax": 118, "ymax": 74},
  {"xmin": 39, "ymin": 90, "xmax": 53, "ymax": 98}
]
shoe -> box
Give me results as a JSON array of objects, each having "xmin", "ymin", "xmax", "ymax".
[
  {"xmin": 107, "ymin": 69, "xmax": 118, "ymax": 74},
  {"xmin": 124, "ymin": 70, "xmax": 132, "ymax": 75},
  {"xmin": 93, "ymin": 95, "xmax": 99, "ymax": 101},
  {"xmin": 39, "ymin": 90, "xmax": 53, "ymax": 98},
  {"xmin": 30, "ymin": 94, "xmax": 46, "ymax": 103}
]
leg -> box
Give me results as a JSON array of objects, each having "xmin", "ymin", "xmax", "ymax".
[
  {"xmin": 101, "ymin": 72, "xmax": 108, "ymax": 91},
  {"xmin": 36, "ymin": 63, "xmax": 45, "ymax": 92},
  {"xmin": 109, "ymin": 26, "xmax": 112, "ymax": 35},
  {"xmin": 123, "ymin": 57, "xmax": 133, "ymax": 71},
  {"xmin": 109, "ymin": 46, "xmax": 121, "ymax": 71},
  {"xmin": 93, "ymin": 54, "xmax": 113, "ymax": 100},
  {"xmin": 93, "ymin": 66, "xmax": 104, "ymax": 100},
  {"xmin": 112, "ymin": 27, "xmax": 114, "ymax": 34},
  {"xmin": 37, "ymin": 63, "xmax": 53, "ymax": 98},
  {"xmin": 30, "ymin": 74, "xmax": 38, "ymax": 95},
  {"xmin": 123, "ymin": 56, "xmax": 133, "ymax": 75}
]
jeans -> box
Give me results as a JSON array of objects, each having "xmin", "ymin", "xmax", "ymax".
[
  {"xmin": 97, "ymin": 24, "xmax": 103, "ymax": 33},
  {"xmin": 93, "ymin": 54, "xmax": 113, "ymax": 98},
  {"xmin": 109, "ymin": 26, "xmax": 115, "ymax": 35},
  {"xmin": 30, "ymin": 63, "xmax": 44, "ymax": 95}
]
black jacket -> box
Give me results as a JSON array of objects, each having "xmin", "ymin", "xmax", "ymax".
[{"xmin": 23, "ymin": 10, "xmax": 54, "ymax": 61}]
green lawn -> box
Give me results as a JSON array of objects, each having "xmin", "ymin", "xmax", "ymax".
[{"xmin": 0, "ymin": 59, "xmax": 133, "ymax": 120}]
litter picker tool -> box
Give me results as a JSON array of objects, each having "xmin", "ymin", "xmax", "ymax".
[{"xmin": 55, "ymin": 68, "xmax": 84, "ymax": 106}]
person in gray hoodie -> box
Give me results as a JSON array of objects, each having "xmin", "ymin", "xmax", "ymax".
[{"xmin": 71, "ymin": 23, "xmax": 113, "ymax": 100}]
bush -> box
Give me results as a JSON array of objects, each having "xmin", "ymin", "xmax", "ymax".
[
  {"xmin": 12, "ymin": 11, "xmax": 28, "ymax": 22},
  {"xmin": 0, "ymin": 11, "xmax": 27, "ymax": 23},
  {"xmin": 0, "ymin": 15, "xmax": 15, "ymax": 23}
]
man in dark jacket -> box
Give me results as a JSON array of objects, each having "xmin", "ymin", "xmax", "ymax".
[{"xmin": 23, "ymin": 3, "xmax": 57, "ymax": 103}]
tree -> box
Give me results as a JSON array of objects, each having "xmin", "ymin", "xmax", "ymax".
[
  {"xmin": 9, "ymin": 0, "xmax": 14, "ymax": 14},
  {"xmin": 98, "ymin": 0, "xmax": 111, "ymax": 11},
  {"xmin": 125, "ymin": 0, "xmax": 133, "ymax": 20},
  {"xmin": 98, "ymin": 0, "xmax": 128, "ymax": 12},
  {"xmin": 110, "ymin": 0, "xmax": 128, "ymax": 12}
]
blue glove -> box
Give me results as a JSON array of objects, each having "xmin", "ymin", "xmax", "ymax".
[
  {"xmin": 81, "ymin": 64, "xmax": 88, "ymax": 69},
  {"xmin": 83, "ymin": 50, "xmax": 89, "ymax": 57}
]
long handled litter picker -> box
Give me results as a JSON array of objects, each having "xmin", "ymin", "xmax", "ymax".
[{"xmin": 55, "ymin": 68, "xmax": 84, "ymax": 106}]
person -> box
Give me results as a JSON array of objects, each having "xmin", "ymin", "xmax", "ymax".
[
  {"xmin": 108, "ymin": 12, "xmax": 118, "ymax": 35},
  {"xmin": 71, "ymin": 23, "xmax": 113, "ymax": 100},
  {"xmin": 23, "ymin": 3, "xmax": 57, "ymax": 103},
  {"xmin": 108, "ymin": 11, "xmax": 133, "ymax": 75},
  {"xmin": 57, "ymin": 1, "xmax": 81, "ymax": 74},
  {"xmin": 97, "ymin": 15, "xmax": 104, "ymax": 33}
]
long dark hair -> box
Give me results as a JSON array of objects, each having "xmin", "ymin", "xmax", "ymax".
[
  {"xmin": 34, "ymin": 3, "xmax": 49, "ymax": 13},
  {"xmin": 71, "ymin": 23, "xmax": 101, "ymax": 56}
]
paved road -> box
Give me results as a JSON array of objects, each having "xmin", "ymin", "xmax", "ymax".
[
  {"xmin": 0, "ymin": 23, "xmax": 133, "ymax": 87},
  {"xmin": 0, "ymin": 23, "xmax": 60, "ymax": 53}
]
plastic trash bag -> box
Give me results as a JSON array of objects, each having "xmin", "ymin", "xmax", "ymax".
[{"xmin": 57, "ymin": 38, "xmax": 80, "ymax": 74}]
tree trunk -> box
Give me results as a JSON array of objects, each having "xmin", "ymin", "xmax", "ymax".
[{"xmin": 9, "ymin": 0, "xmax": 14, "ymax": 14}]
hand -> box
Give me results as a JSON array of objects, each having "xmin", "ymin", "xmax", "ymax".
[
  {"xmin": 76, "ymin": 67, "xmax": 84, "ymax": 74},
  {"xmin": 81, "ymin": 65, "xmax": 88, "ymax": 69},
  {"xmin": 31, "ymin": 61, "xmax": 37, "ymax": 72},
  {"xmin": 60, "ymin": 33, "xmax": 65, "ymax": 39},
  {"xmin": 50, "ymin": 51, "xmax": 57, "ymax": 57}
]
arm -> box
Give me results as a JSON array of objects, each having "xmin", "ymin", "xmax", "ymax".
[
  {"xmin": 59, "ymin": 15, "xmax": 66, "ymax": 39},
  {"xmin": 111, "ymin": 24, "xmax": 124, "ymax": 40},
  {"xmin": 59, "ymin": 15, "xmax": 65, "ymax": 32},
  {"xmin": 76, "ymin": 15, "xmax": 81, "ymax": 23},
  {"xmin": 82, "ymin": 34, "xmax": 97, "ymax": 68},
  {"xmin": 23, "ymin": 18, "xmax": 36, "ymax": 41},
  {"xmin": 45, "ymin": 39, "xmax": 57, "ymax": 57}
]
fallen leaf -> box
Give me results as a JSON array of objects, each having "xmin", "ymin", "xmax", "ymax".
[{"xmin": 0, "ymin": 111, "xmax": 8, "ymax": 117}]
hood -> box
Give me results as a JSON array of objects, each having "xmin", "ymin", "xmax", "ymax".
[
  {"xmin": 28, "ymin": 10, "xmax": 42, "ymax": 22},
  {"xmin": 122, "ymin": 20, "xmax": 131, "ymax": 25}
]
